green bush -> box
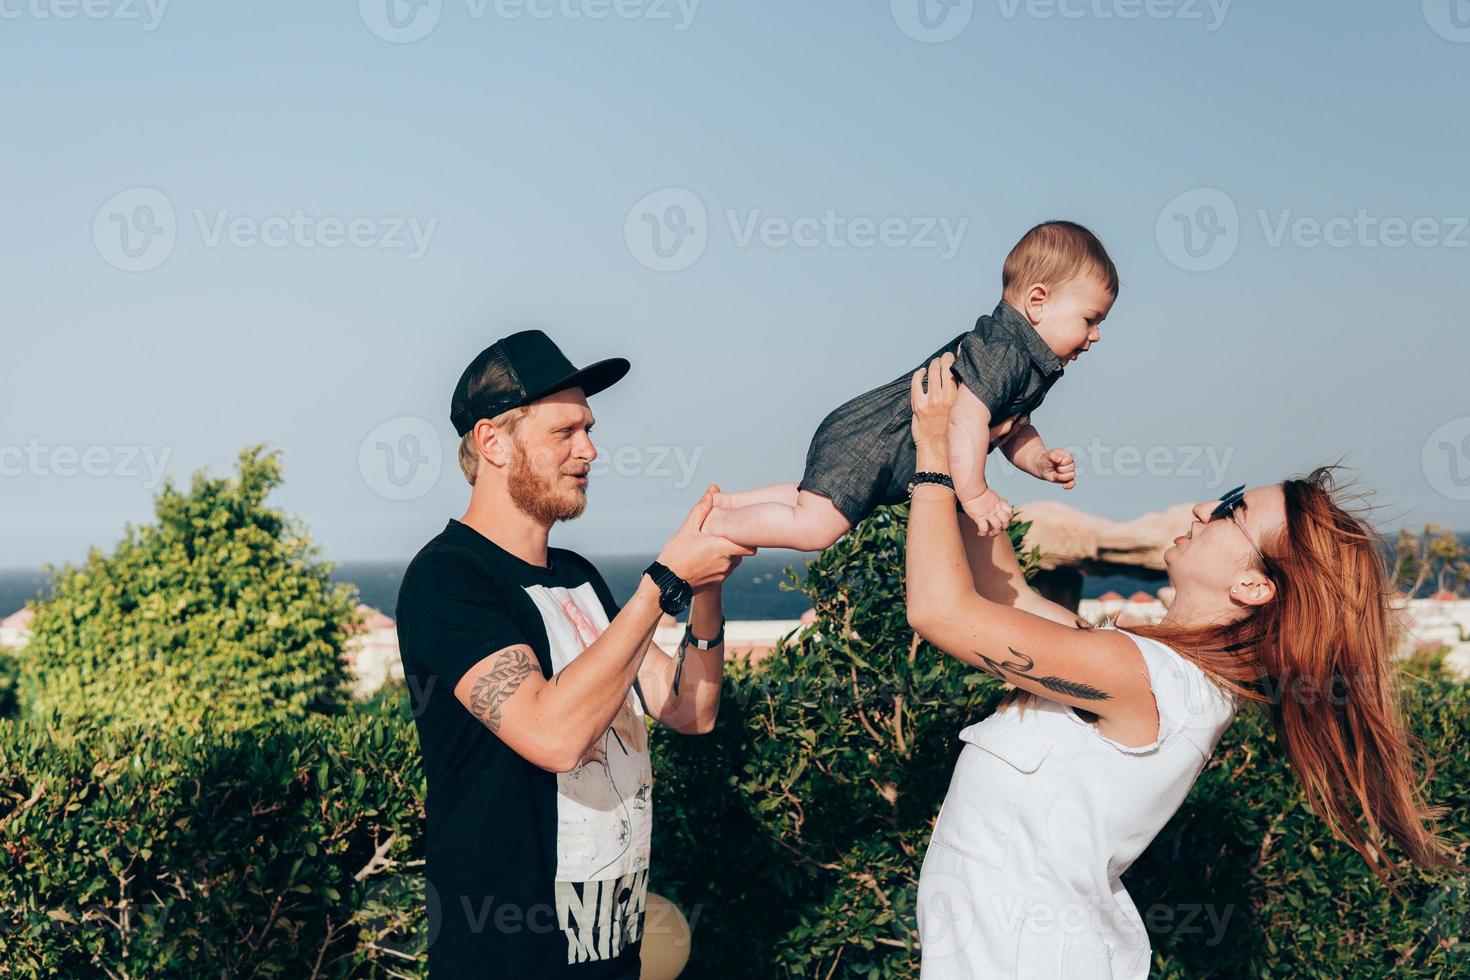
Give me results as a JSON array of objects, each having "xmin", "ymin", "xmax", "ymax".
[
  {"xmin": 18, "ymin": 446, "xmax": 358, "ymax": 736},
  {"xmin": 0, "ymin": 649, "xmax": 18, "ymax": 721},
  {"xmin": 0, "ymin": 712, "xmax": 426, "ymax": 977},
  {"xmin": 2, "ymin": 502, "xmax": 1464, "ymax": 977},
  {"xmin": 648, "ymin": 504, "xmax": 1470, "ymax": 978}
]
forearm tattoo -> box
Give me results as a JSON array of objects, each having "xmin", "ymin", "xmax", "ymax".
[
  {"xmin": 977, "ymin": 647, "xmax": 1112, "ymax": 702},
  {"xmin": 469, "ymin": 647, "xmax": 537, "ymax": 733}
]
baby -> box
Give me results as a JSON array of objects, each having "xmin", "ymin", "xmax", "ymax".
[{"xmin": 702, "ymin": 220, "xmax": 1118, "ymax": 551}]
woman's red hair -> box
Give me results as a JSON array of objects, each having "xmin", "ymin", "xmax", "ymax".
[{"xmin": 1134, "ymin": 467, "xmax": 1463, "ymax": 884}]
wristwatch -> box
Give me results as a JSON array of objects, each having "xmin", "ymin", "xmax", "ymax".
[
  {"xmin": 907, "ymin": 471, "xmax": 955, "ymax": 496},
  {"xmin": 643, "ymin": 560, "xmax": 693, "ymax": 617}
]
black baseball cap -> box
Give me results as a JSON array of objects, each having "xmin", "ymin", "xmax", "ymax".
[{"xmin": 450, "ymin": 330, "xmax": 631, "ymax": 437}]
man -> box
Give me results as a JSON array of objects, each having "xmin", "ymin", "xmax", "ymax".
[{"xmin": 395, "ymin": 329, "xmax": 753, "ymax": 978}]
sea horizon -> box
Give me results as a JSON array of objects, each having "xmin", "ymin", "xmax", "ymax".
[{"xmin": 6, "ymin": 533, "xmax": 1467, "ymax": 622}]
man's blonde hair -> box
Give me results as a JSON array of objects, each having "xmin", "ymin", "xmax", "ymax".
[
  {"xmin": 1001, "ymin": 220, "xmax": 1119, "ymax": 305},
  {"xmin": 458, "ymin": 404, "xmax": 531, "ymax": 486}
]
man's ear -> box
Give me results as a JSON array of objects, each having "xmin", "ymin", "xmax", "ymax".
[
  {"xmin": 1229, "ymin": 574, "xmax": 1276, "ymax": 608},
  {"xmin": 473, "ymin": 418, "xmax": 511, "ymax": 468},
  {"xmin": 1022, "ymin": 282, "xmax": 1049, "ymax": 324}
]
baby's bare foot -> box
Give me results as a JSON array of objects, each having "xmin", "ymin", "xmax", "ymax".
[{"xmin": 700, "ymin": 507, "xmax": 726, "ymax": 536}]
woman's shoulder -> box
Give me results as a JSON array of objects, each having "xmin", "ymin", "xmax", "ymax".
[{"xmin": 1107, "ymin": 625, "xmax": 1239, "ymax": 744}]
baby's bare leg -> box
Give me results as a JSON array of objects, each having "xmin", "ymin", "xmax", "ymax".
[
  {"xmin": 711, "ymin": 482, "xmax": 801, "ymax": 510},
  {"xmin": 701, "ymin": 488, "xmax": 851, "ymax": 551}
]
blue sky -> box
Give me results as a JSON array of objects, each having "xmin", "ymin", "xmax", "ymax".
[{"xmin": 3, "ymin": 1, "xmax": 1468, "ymax": 567}]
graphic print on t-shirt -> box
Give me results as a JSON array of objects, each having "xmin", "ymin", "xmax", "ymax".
[{"xmin": 522, "ymin": 582, "xmax": 652, "ymax": 965}]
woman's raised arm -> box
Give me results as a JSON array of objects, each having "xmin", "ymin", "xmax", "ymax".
[{"xmin": 905, "ymin": 355, "xmax": 1154, "ymax": 722}]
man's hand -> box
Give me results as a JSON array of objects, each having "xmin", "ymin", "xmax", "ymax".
[
  {"xmin": 692, "ymin": 485, "xmax": 744, "ymax": 592},
  {"xmin": 961, "ymin": 488, "xmax": 1014, "ymax": 537},
  {"xmin": 1034, "ymin": 448, "xmax": 1077, "ymax": 490},
  {"xmin": 656, "ymin": 487, "xmax": 756, "ymax": 590}
]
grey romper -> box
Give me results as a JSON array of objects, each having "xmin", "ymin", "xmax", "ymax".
[{"xmin": 798, "ymin": 301, "xmax": 1064, "ymax": 525}]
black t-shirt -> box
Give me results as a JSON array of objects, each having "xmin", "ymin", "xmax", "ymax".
[{"xmin": 395, "ymin": 519, "xmax": 650, "ymax": 978}]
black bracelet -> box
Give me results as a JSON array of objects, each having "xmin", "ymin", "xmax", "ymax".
[
  {"xmin": 684, "ymin": 619, "xmax": 724, "ymax": 650},
  {"xmin": 907, "ymin": 471, "xmax": 955, "ymax": 496},
  {"xmin": 672, "ymin": 620, "xmax": 724, "ymax": 698}
]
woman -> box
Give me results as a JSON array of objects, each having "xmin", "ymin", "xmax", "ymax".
[{"xmin": 903, "ymin": 354, "xmax": 1461, "ymax": 978}]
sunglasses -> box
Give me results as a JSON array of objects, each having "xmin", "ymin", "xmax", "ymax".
[{"xmin": 1210, "ymin": 484, "xmax": 1273, "ymax": 574}]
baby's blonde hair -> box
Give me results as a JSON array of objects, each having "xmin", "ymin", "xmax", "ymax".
[
  {"xmin": 458, "ymin": 404, "xmax": 532, "ymax": 486},
  {"xmin": 1002, "ymin": 220, "xmax": 1118, "ymax": 305}
]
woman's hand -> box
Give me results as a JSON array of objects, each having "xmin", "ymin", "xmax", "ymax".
[{"xmin": 910, "ymin": 352, "xmax": 959, "ymax": 452}]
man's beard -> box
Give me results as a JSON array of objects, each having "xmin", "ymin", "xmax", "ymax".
[{"xmin": 507, "ymin": 439, "xmax": 588, "ymax": 525}]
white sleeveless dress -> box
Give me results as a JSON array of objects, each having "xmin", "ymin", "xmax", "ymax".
[{"xmin": 916, "ymin": 627, "xmax": 1238, "ymax": 978}]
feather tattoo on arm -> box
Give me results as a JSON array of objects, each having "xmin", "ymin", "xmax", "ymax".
[
  {"xmin": 977, "ymin": 647, "xmax": 1112, "ymax": 702},
  {"xmin": 469, "ymin": 647, "xmax": 538, "ymax": 734}
]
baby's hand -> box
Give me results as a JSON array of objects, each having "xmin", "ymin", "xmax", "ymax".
[
  {"xmin": 1035, "ymin": 448, "xmax": 1077, "ymax": 490},
  {"xmin": 961, "ymin": 488, "xmax": 1014, "ymax": 537}
]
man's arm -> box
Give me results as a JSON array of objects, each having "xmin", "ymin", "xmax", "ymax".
[
  {"xmin": 635, "ymin": 585, "xmax": 726, "ymax": 735},
  {"xmin": 453, "ymin": 576, "xmax": 666, "ymax": 773},
  {"xmin": 452, "ymin": 490, "xmax": 750, "ymax": 771}
]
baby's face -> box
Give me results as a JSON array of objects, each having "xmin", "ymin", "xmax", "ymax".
[{"xmin": 1033, "ymin": 276, "xmax": 1115, "ymax": 365}]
